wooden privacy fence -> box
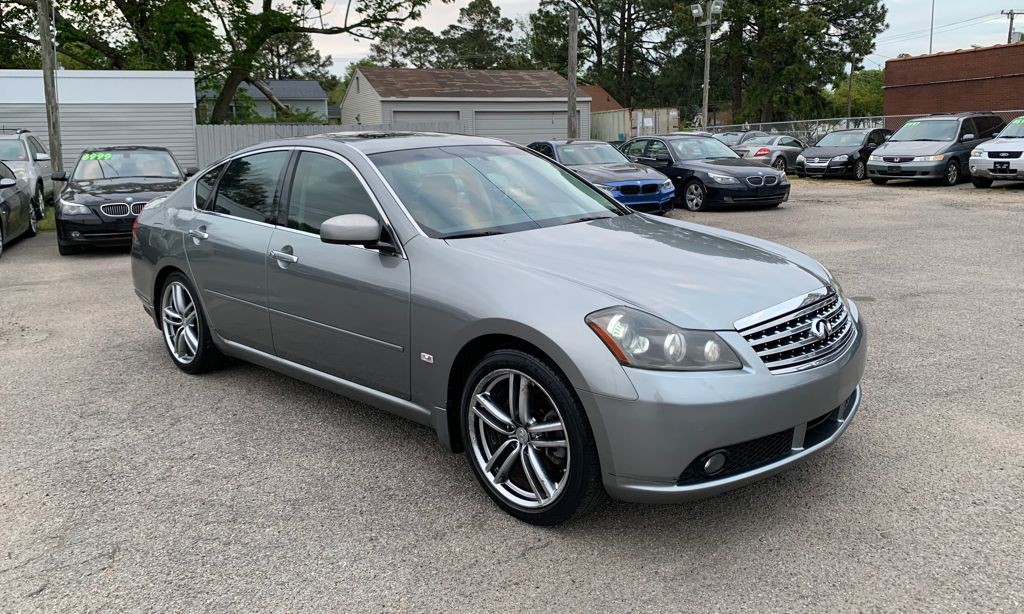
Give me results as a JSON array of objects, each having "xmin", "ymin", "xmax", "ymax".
[{"xmin": 196, "ymin": 121, "xmax": 472, "ymax": 166}]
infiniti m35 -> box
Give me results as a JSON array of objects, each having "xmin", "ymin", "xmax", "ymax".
[{"xmin": 131, "ymin": 133, "xmax": 867, "ymax": 525}]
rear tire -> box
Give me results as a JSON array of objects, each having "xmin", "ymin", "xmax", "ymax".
[
  {"xmin": 772, "ymin": 157, "xmax": 787, "ymax": 172},
  {"xmin": 460, "ymin": 349, "xmax": 604, "ymax": 525},
  {"xmin": 25, "ymin": 209, "xmax": 38, "ymax": 237},
  {"xmin": 158, "ymin": 272, "xmax": 224, "ymax": 374},
  {"xmin": 971, "ymin": 176, "xmax": 993, "ymax": 189},
  {"xmin": 32, "ymin": 184, "xmax": 46, "ymax": 220},
  {"xmin": 870, "ymin": 178, "xmax": 888, "ymax": 185}
]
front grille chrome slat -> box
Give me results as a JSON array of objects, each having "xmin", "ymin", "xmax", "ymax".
[
  {"xmin": 100, "ymin": 203, "xmax": 130, "ymax": 217},
  {"xmin": 737, "ymin": 288, "xmax": 855, "ymax": 374}
]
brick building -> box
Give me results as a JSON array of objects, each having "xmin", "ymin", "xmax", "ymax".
[{"xmin": 884, "ymin": 42, "xmax": 1024, "ymax": 116}]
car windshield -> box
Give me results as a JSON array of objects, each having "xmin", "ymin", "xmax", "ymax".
[
  {"xmin": 743, "ymin": 136, "xmax": 776, "ymax": 145},
  {"xmin": 714, "ymin": 133, "xmax": 743, "ymax": 145},
  {"xmin": 890, "ymin": 119, "xmax": 958, "ymax": 142},
  {"xmin": 997, "ymin": 117, "xmax": 1024, "ymax": 138},
  {"xmin": 72, "ymin": 150, "xmax": 180, "ymax": 180},
  {"xmin": 0, "ymin": 140, "xmax": 27, "ymax": 161},
  {"xmin": 669, "ymin": 137, "xmax": 740, "ymax": 161},
  {"xmin": 815, "ymin": 132, "xmax": 866, "ymax": 147},
  {"xmin": 556, "ymin": 142, "xmax": 628, "ymax": 165},
  {"xmin": 371, "ymin": 145, "xmax": 623, "ymax": 239}
]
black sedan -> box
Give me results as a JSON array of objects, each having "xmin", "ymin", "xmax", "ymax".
[
  {"xmin": 621, "ymin": 135, "xmax": 790, "ymax": 211},
  {"xmin": 0, "ymin": 160, "xmax": 38, "ymax": 257},
  {"xmin": 796, "ymin": 128, "xmax": 891, "ymax": 180},
  {"xmin": 52, "ymin": 147, "xmax": 197, "ymax": 255}
]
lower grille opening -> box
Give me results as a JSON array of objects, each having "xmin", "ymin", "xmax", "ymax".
[{"xmin": 677, "ymin": 428, "xmax": 793, "ymax": 485}]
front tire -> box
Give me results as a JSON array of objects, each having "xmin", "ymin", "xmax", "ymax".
[
  {"xmin": 25, "ymin": 208, "xmax": 38, "ymax": 237},
  {"xmin": 682, "ymin": 180, "xmax": 708, "ymax": 211},
  {"xmin": 942, "ymin": 159, "xmax": 960, "ymax": 186},
  {"xmin": 461, "ymin": 350, "xmax": 604, "ymax": 525},
  {"xmin": 853, "ymin": 159, "xmax": 867, "ymax": 180},
  {"xmin": 971, "ymin": 176, "xmax": 993, "ymax": 189},
  {"xmin": 159, "ymin": 273, "xmax": 224, "ymax": 374}
]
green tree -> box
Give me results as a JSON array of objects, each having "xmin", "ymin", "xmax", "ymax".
[
  {"xmin": 830, "ymin": 68, "xmax": 884, "ymax": 116},
  {"xmin": 441, "ymin": 0, "xmax": 516, "ymax": 69},
  {"xmin": 256, "ymin": 31, "xmax": 333, "ymax": 80}
]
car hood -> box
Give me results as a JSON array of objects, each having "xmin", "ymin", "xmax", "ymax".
[
  {"xmin": 62, "ymin": 177, "xmax": 183, "ymax": 205},
  {"xmin": 683, "ymin": 157, "xmax": 783, "ymax": 177},
  {"xmin": 569, "ymin": 163, "xmax": 667, "ymax": 184},
  {"xmin": 873, "ymin": 141, "xmax": 949, "ymax": 156},
  {"xmin": 446, "ymin": 214, "xmax": 827, "ymax": 329},
  {"xmin": 801, "ymin": 146, "xmax": 860, "ymax": 158},
  {"xmin": 979, "ymin": 137, "xmax": 1024, "ymax": 152}
]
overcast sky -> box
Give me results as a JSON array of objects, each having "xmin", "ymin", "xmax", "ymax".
[{"xmin": 312, "ymin": 0, "xmax": 1018, "ymax": 75}]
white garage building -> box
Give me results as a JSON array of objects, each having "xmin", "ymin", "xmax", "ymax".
[
  {"xmin": 340, "ymin": 68, "xmax": 591, "ymax": 143},
  {"xmin": 0, "ymin": 70, "xmax": 197, "ymax": 169}
]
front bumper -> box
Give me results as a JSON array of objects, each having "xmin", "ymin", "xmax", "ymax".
[
  {"xmin": 611, "ymin": 188, "xmax": 676, "ymax": 213},
  {"xmin": 581, "ymin": 309, "xmax": 867, "ymax": 503},
  {"xmin": 969, "ymin": 157, "xmax": 1024, "ymax": 181},
  {"xmin": 707, "ymin": 182, "xmax": 790, "ymax": 206},
  {"xmin": 867, "ymin": 159, "xmax": 945, "ymax": 180},
  {"xmin": 56, "ymin": 216, "xmax": 134, "ymax": 246},
  {"xmin": 797, "ymin": 160, "xmax": 855, "ymax": 177}
]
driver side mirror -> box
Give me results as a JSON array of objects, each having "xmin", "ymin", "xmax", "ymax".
[
  {"xmin": 51, "ymin": 171, "xmax": 68, "ymax": 181},
  {"xmin": 866, "ymin": 142, "xmax": 877, "ymax": 150},
  {"xmin": 34, "ymin": 153, "xmax": 50, "ymax": 162},
  {"xmin": 0, "ymin": 178, "xmax": 16, "ymax": 189},
  {"xmin": 961, "ymin": 133, "xmax": 975, "ymax": 142},
  {"xmin": 320, "ymin": 214, "xmax": 399, "ymax": 256}
]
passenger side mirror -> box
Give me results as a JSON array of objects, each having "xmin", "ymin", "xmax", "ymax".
[
  {"xmin": 185, "ymin": 166, "xmax": 200, "ymax": 177},
  {"xmin": 320, "ymin": 214, "xmax": 381, "ymax": 246},
  {"xmin": 51, "ymin": 171, "xmax": 68, "ymax": 181},
  {"xmin": 866, "ymin": 142, "xmax": 877, "ymax": 150},
  {"xmin": 961, "ymin": 133, "xmax": 975, "ymax": 142},
  {"xmin": 883, "ymin": 135, "xmax": 891, "ymax": 141},
  {"xmin": 34, "ymin": 153, "xmax": 50, "ymax": 161},
  {"xmin": 0, "ymin": 178, "xmax": 16, "ymax": 189}
]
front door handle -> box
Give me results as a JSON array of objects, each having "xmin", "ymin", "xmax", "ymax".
[
  {"xmin": 271, "ymin": 249, "xmax": 298, "ymax": 264},
  {"xmin": 188, "ymin": 228, "xmax": 209, "ymax": 241}
]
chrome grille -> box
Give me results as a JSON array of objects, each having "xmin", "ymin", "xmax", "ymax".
[
  {"xmin": 100, "ymin": 203, "xmax": 130, "ymax": 217},
  {"xmin": 745, "ymin": 175, "xmax": 779, "ymax": 187},
  {"xmin": 883, "ymin": 156, "xmax": 913, "ymax": 163},
  {"xmin": 988, "ymin": 151, "xmax": 1022, "ymax": 159},
  {"xmin": 747, "ymin": 176, "xmax": 763, "ymax": 186},
  {"xmin": 764, "ymin": 175, "xmax": 778, "ymax": 186},
  {"xmin": 737, "ymin": 288, "xmax": 855, "ymax": 374},
  {"xmin": 131, "ymin": 202, "xmax": 147, "ymax": 215}
]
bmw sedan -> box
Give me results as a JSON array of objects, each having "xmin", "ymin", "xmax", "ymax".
[
  {"xmin": 527, "ymin": 140, "xmax": 675, "ymax": 213},
  {"xmin": 621, "ymin": 135, "xmax": 790, "ymax": 211},
  {"xmin": 132, "ymin": 132, "xmax": 866, "ymax": 525},
  {"xmin": 53, "ymin": 146, "xmax": 198, "ymax": 255},
  {"xmin": 0, "ymin": 160, "xmax": 38, "ymax": 257}
]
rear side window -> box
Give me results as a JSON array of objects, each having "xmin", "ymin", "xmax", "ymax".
[
  {"xmin": 212, "ymin": 151, "xmax": 289, "ymax": 223},
  {"xmin": 29, "ymin": 137, "xmax": 47, "ymax": 154},
  {"xmin": 623, "ymin": 140, "xmax": 648, "ymax": 157},
  {"xmin": 285, "ymin": 152, "xmax": 378, "ymax": 234},
  {"xmin": 194, "ymin": 162, "xmax": 226, "ymax": 211},
  {"xmin": 976, "ymin": 116, "xmax": 1005, "ymax": 138}
]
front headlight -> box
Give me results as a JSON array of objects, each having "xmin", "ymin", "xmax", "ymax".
[
  {"xmin": 914, "ymin": 154, "xmax": 945, "ymax": 162},
  {"xmin": 797, "ymin": 154, "xmax": 806, "ymax": 163},
  {"xmin": 869, "ymin": 154, "xmax": 883, "ymax": 161},
  {"xmin": 831, "ymin": 154, "xmax": 849, "ymax": 163},
  {"xmin": 660, "ymin": 179, "xmax": 673, "ymax": 191},
  {"xmin": 708, "ymin": 172, "xmax": 739, "ymax": 185},
  {"xmin": 586, "ymin": 307, "xmax": 742, "ymax": 371},
  {"xmin": 594, "ymin": 183, "xmax": 617, "ymax": 194},
  {"xmin": 59, "ymin": 199, "xmax": 92, "ymax": 216},
  {"xmin": 971, "ymin": 149, "xmax": 985, "ymax": 158}
]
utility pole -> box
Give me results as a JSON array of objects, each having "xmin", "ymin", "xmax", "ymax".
[
  {"xmin": 846, "ymin": 55, "xmax": 856, "ymax": 122},
  {"xmin": 1003, "ymin": 10, "xmax": 1022, "ymax": 44},
  {"xmin": 35, "ymin": 0, "xmax": 63, "ymax": 174},
  {"xmin": 691, "ymin": 2, "xmax": 724, "ymax": 129},
  {"xmin": 567, "ymin": 7, "xmax": 578, "ymax": 139},
  {"xmin": 928, "ymin": 0, "xmax": 935, "ymax": 53}
]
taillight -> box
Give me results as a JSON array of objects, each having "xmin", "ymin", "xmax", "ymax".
[{"xmin": 754, "ymin": 147, "xmax": 770, "ymax": 157}]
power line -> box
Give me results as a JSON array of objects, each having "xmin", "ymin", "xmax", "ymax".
[{"xmin": 876, "ymin": 13, "xmax": 999, "ymax": 44}]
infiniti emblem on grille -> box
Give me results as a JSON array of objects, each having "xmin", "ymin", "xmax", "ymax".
[{"xmin": 810, "ymin": 318, "xmax": 831, "ymax": 340}]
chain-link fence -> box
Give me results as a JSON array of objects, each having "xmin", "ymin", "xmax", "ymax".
[{"xmin": 710, "ymin": 110, "xmax": 1024, "ymax": 144}]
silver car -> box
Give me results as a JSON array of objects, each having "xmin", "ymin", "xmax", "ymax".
[
  {"xmin": 131, "ymin": 133, "xmax": 867, "ymax": 525},
  {"xmin": 0, "ymin": 130, "xmax": 54, "ymax": 219},
  {"xmin": 731, "ymin": 134, "xmax": 805, "ymax": 172},
  {"xmin": 969, "ymin": 116, "xmax": 1024, "ymax": 188}
]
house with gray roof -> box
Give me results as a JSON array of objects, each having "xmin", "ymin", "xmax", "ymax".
[
  {"xmin": 199, "ymin": 79, "xmax": 328, "ymax": 121},
  {"xmin": 340, "ymin": 68, "xmax": 591, "ymax": 143}
]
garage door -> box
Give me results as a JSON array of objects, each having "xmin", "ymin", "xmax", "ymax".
[
  {"xmin": 392, "ymin": 110, "xmax": 461, "ymax": 122},
  {"xmin": 474, "ymin": 111, "xmax": 570, "ymax": 144}
]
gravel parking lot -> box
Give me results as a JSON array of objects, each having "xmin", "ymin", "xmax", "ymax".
[{"xmin": 2, "ymin": 178, "xmax": 1022, "ymax": 612}]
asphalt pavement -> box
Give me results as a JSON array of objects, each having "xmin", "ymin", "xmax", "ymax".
[{"xmin": 1, "ymin": 178, "xmax": 1021, "ymax": 612}]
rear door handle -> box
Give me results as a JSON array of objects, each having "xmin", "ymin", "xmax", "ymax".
[
  {"xmin": 188, "ymin": 228, "xmax": 209, "ymax": 240},
  {"xmin": 270, "ymin": 250, "xmax": 298, "ymax": 264}
]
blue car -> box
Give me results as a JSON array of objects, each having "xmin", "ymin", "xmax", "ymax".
[{"xmin": 528, "ymin": 140, "xmax": 675, "ymax": 213}]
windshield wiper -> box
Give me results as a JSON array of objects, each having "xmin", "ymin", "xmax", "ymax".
[
  {"xmin": 442, "ymin": 230, "xmax": 505, "ymax": 239},
  {"xmin": 565, "ymin": 215, "xmax": 614, "ymax": 225}
]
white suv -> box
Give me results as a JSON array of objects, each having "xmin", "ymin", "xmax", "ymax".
[
  {"xmin": 969, "ymin": 116, "xmax": 1024, "ymax": 188},
  {"xmin": 0, "ymin": 130, "xmax": 54, "ymax": 219}
]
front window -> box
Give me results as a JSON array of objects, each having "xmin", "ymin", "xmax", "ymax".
[
  {"xmin": 72, "ymin": 149, "xmax": 181, "ymax": 180},
  {"xmin": 714, "ymin": 133, "xmax": 743, "ymax": 145},
  {"xmin": 669, "ymin": 137, "xmax": 740, "ymax": 161},
  {"xmin": 889, "ymin": 120, "xmax": 958, "ymax": 142},
  {"xmin": 815, "ymin": 132, "xmax": 867, "ymax": 147},
  {"xmin": 556, "ymin": 142, "xmax": 628, "ymax": 166},
  {"xmin": 371, "ymin": 145, "xmax": 623, "ymax": 239},
  {"xmin": 998, "ymin": 117, "xmax": 1024, "ymax": 138},
  {"xmin": 0, "ymin": 140, "xmax": 27, "ymax": 161}
]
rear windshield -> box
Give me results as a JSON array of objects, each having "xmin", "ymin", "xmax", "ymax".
[
  {"xmin": 890, "ymin": 120, "xmax": 958, "ymax": 142},
  {"xmin": 556, "ymin": 143, "xmax": 628, "ymax": 165},
  {"xmin": 744, "ymin": 136, "xmax": 775, "ymax": 145},
  {"xmin": 815, "ymin": 132, "xmax": 866, "ymax": 147},
  {"xmin": 72, "ymin": 150, "xmax": 180, "ymax": 180},
  {"xmin": 714, "ymin": 133, "xmax": 743, "ymax": 145},
  {"xmin": 669, "ymin": 137, "xmax": 740, "ymax": 161},
  {"xmin": 0, "ymin": 140, "xmax": 27, "ymax": 161}
]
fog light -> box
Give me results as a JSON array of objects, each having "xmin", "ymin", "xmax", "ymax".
[
  {"xmin": 970, "ymin": 166, "xmax": 977, "ymax": 173},
  {"xmin": 71, "ymin": 231, "xmax": 82, "ymax": 238},
  {"xmin": 703, "ymin": 450, "xmax": 727, "ymax": 475}
]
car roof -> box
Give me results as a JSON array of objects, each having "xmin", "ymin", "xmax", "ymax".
[
  {"xmin": 268, "ymin": 131, "xmax": 510, "ymax": 155},
  {"xmin": 825, "ymin": 129, "xmax": 871, "ymax": 134},
  {"xmin": 82, "ymin": 145, "xmax": 175, "ymax": 153},
  {"xmin": 655, "ymin": 134, "xmax": 716, "ymax": 140},
  {"xmin": 539, "ymin": 139, "xmax": 609, "ymax": 146}
]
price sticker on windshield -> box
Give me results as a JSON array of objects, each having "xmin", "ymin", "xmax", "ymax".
[
  {"xmin": 1012, "ymin": 118, "xmax": 1024, "ymax": 125},
  {"xmin": 81, "ymin": 152, "xmax": 112, "ymax": 160},
  {"xmin": 904, "ymin": 121, "xmax": 921, "ymax": 128}
]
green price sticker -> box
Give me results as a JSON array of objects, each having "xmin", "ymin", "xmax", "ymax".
[
  {"xmin": 81, "ymin": 152, "xmax": 112, "ymax": 160},
  {"xmin": 905, "ymin": 121, "xmax": 921, "ymax": 128},
  {"xmin": 1012, "ymin": 117, "xmax": 1024, "ymax": 125}
]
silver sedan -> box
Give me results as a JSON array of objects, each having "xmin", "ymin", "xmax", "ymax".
[
  {"xmin": 731, "ymin": 135, "xmax": 806, "ymax": 172},
  {"xmin": 131, "ymin": 132, "xmax": 867, "ymax": 525}
]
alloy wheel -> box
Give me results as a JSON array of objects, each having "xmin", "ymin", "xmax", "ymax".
[
  {"xmin": 855, "ymin": 160, "xmax": 866, "ymax": 180},
  {"xmin": 29, "ymin": 210, "xmax": 37, "ymax": 234},
  {"xmin": 161, "ymin": 281, "xmax": 200, "ymax": 364},
  {"xmin": 684, "ymin": 183, "xmax": 705, "ymax": 211},
  {"xmin": 773, "ymin": 158, "xmax": 786, "ymax": 172},
  {"xmin": 467, "ymin": 369, "xmax": 570, "ymax": 509},
  {"xmin": 34, "ymin": 187, "xmax": 45, "ymax": 219},
  {"xmin": 946, "ymin": 161, "xmax": 959, "ymax": 185}
]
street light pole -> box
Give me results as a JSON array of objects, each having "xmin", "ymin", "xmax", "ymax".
[{"xmin": 692, "ymin": 1, "xmax": 724, "ymax": 129}]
